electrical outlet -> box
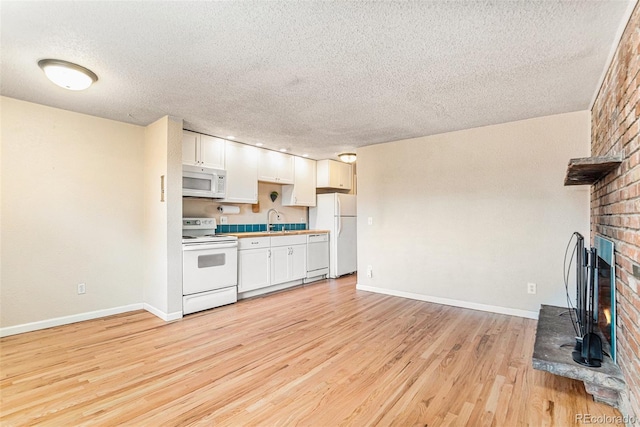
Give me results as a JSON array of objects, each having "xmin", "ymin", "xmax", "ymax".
[
  {"xmin": 77, "ymin": 283, "xmax": 86, "ymax": 295},
  {"xmin": 368, "ymin": 217, "xmax": 373, "ymax": 225},
  {"xmin": 527, "ymin": 283, "xmax": 536, "ymax": 294},
  {"xmin": 220, "ymin": 216, "xmax": 228, "ymax": 224},
  {"xmin": 367, "ymin": 265, "xmax": 373, "ymax": 278}
]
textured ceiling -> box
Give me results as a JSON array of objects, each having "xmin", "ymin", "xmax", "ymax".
[{"xmin": 0, "ymin": 1, "xmax": 634, "ymax": 160}]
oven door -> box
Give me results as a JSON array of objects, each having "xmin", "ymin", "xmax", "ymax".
[{"xmin": 182, "ymin": 242, "xmax": 238, "ymax": 295}]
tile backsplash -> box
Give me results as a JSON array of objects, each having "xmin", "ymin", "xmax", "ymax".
[{"xmin": 217, "ymin": 223, "xmax": 307, "ymax": 233}]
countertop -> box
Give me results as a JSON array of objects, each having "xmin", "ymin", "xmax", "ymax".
[{"xmin": 227, "ymin": 230, "xmax": 330, "ymax": 238}]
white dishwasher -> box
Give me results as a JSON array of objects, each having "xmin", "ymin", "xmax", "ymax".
[{"xmin": 306, "ymin": 233, "xmax": 329, "ymax": 282}]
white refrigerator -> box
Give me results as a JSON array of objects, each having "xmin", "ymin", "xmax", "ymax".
[{"xmin": 309, "ymin": 193, "xmax": 357, "ymax": 278}]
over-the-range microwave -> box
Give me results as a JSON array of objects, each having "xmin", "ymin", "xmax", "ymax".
[{"xmin": 182, "ymin": 165, "xmax": 226, "ymax": 199}]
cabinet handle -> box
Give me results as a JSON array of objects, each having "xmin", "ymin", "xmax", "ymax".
[{"xmin": 268, "ymin": 249, "xmax": 271, "ymax": 258}]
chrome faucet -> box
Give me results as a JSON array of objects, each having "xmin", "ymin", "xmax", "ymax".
[{"xmin": 267, "ymin": 208, "xmax": 280, "ymax": 232}]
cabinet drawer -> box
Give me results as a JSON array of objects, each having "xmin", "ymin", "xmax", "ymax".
[
  {"xmin": 238, "ymin": 237, "xmax": 270, "ymax": 250},
  {"xmin": 270, "ymin": 235, "xmax": 307, "ymax": 247}
]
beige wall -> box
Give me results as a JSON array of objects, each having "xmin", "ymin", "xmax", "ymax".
[
  {"xmin": 1, "ymin": 97, "xmax": 145, "ymax": 328},
  {"xmin": 183, "ymin": 182, "xmax": 308, "ymax": 226},
  {"xmin": 356, "ymin": 111, "xmax": 591, "ymax": 317},
  {"xmin": 143, "ymin": 118, "xmax": 169, "ymax": 315},
  {"xmin": 143, "ymin": 116, "xmax": 183, "ymax": 319}
]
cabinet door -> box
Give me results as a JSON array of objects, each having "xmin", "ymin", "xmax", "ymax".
[
  {"xmin": 316, "ymin": 159, "xmax": 351, "ymax": 189},
  {"xmin": 258, "ymin": 150, "xmax": 295, "ymax": 184},
  {"xmin": 290, "ymin": 244, "xmax": 307, "ymax": 281},
  {"xmin": 337, "ymin": 162, "xmax": 353, "ymax": 190},
  {"xmin": 199, "ymin": 135, "xmax": 225, "ymax": 169},
  {"xmin": 182, "ymin": 130, "xmax": 199, "ymax": 166},
  {"xmin": 258, "ymin": 150, "xmax": 279, "ymax": 183},
  {"xmin": 238, "ymin": 248, "xmax": 270, "ymax": 292},
  {"xmin": 282, "ymin": 156, "xmax": 316, "ymax": 207},
  {"xmin": 223, "ymin": 141, "xmax": 258, "ymax": 203},
  {"xmin": 270, "ymin": 246, "xmax": 291, "ymax": 286},
  {"xmin": 277, "ymin": 154, "xmax": 295, "ymax": 184}
]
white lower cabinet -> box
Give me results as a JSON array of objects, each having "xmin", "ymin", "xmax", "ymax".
[
  {"xmin": 238, "ymin": 237, "xmax": 270, "ymax": 293},
  {"xmin": 238, "ymin": 235, "xmax": 308, "ymax": 296},
  {"xmin": 270, "ymin": 244, "xmax": 306, "ymax": 286},
  {"xmin": 270, "ymin": 235, "xmax": 307, "ymax": 285}
]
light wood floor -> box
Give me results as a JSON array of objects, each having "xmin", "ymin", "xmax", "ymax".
[{"xmin": 1, "ymin": 276, "xmax": 622, "ymax": 426}]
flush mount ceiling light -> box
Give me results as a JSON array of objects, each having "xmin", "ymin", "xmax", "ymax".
[
  {"xmin": 38, "ymin": 59, "xmax": 98, "ymax": 91},
  {"xmin": 338, "ymin": 153, "xmax": 357, "ymax": 163}
]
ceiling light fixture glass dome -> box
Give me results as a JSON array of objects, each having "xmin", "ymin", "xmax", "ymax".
[
  {"xmin": 338, "ymin": 153, "xmax": 356, "ymax": 163},
  {"xmin": 38, "ymin": 59, "xmax": 98, "ymax": 91}
]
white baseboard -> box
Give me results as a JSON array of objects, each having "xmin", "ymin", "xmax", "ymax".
[
  {"xmin": 355, "ymin": 284, "xmax": 538, "ymax": 320},
  {"xmin": 0, "ymin": 304, "xmax": 144, "ymax": 337},
  {"xmin": 143, "ymin": 303, "xmax": 183, "ymax": 322}
]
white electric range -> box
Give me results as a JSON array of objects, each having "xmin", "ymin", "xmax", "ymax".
[{"xmin": 182, "ymin": 218, "xmax": 238, "ymax": 315}]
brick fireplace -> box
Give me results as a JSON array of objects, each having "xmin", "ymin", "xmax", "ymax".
[{"xmin": 590, "ymin": 2, "xmax": 640, "ymax": 422}]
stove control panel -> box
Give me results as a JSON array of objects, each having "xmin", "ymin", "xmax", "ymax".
[{"xmin": 183, "ymin": 217, "xmax": 217, "ymax": 229}]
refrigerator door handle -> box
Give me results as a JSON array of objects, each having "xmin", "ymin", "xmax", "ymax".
[{"xmin": 336, "ymin": 195, "xmax": 342, "ymax": 236}]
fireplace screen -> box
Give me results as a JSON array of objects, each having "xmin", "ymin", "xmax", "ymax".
[{"xmin": 595, "ymin": 236, "xmax": 616, "ymax": 362}]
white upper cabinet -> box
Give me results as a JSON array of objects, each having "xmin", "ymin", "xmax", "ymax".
[
  {"xmin": 199, "ymin": 134, "xmax": 225, "ymax": 169},
  {"xmin": 182, "ymin": 131, "xmax": 199, "ymax": 166},
  {"xmin": 182, "ymin": 130, "xmax": 225, "ymax": 169},
  {"xmin": 258, "ymin": 150, "xmax": 295, "ymax": 184},
  {"xmin": 282, "ymin": 156, "xmax": 317, "ymax": 207},
  {"xmin": 222, "ymin": 140, "xmax": 258, "ymax": 203},
  {"xmin": 316, "ymin": 159, "xmax": 352, "ymax": 190}
]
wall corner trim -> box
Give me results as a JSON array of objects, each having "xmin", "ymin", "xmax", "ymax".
[
  {"xmin": 0, "ymin": 304, "xmax": 145, "ymax": 337},
  {"xmin": 355, "ymin": 284, "xmax": 539, "ymax": 320},
  {"xmin": 143, "ymin": 304, "xmax": 183, "ymax": 322}
]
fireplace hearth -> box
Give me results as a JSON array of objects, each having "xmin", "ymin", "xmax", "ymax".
[{"xmin": 533, "ymin": 305, "xmax": 626, "ymax": 408}]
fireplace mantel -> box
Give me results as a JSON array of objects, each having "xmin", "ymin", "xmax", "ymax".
[{"xmin": 564, "ymin": 155, "xmax": 623, "ymax": 185}]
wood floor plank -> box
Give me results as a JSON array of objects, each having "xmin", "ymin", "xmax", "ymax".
[{"xmin": 0, "ymin": 276, "xmax": 623, "ymax": 426}]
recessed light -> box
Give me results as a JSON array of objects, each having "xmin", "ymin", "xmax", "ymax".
[
  {"xmin": 38, "ymin": 59, "xmax": 98, "ymax": 91},
  {"xmin": 302, "ymin": 154, "xmax": 309, "ymax": 157},
  {"xmin": 256, "ymin": 142, "xmax": 264, "ymax": 147},
  {"xmin": 279, "ymin": 148, "xmax": 287, "ymax": 152},
  {"xmin": 227, "ymin": 136, "xmax": 235, "ymax": 140}
]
